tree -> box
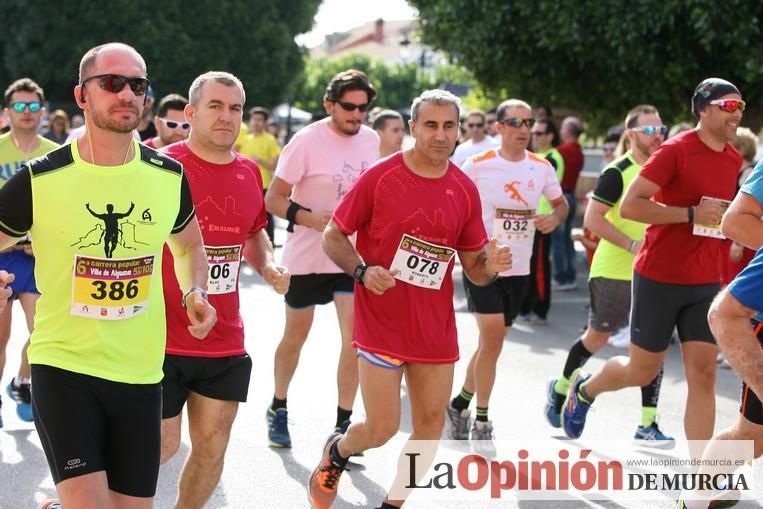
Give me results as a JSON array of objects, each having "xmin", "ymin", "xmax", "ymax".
[
  {"xmin": 290, "ymin": 53, "xmax": 478, "ymax": 115},
  {"xmin": 0, "ymin": 0, "xmax": 320, "ymax": 108},
  {"xmin": 411, "ymin": 0, "xmax": 763, "ymax": 131}
]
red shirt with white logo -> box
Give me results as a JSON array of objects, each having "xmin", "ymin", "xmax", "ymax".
[
  {"xmin": 161, "ymin": 142, "xmax": 267, "ymax": 357},
  {"xmin": 332, "ymin": 152, "xmax": 487, "ymax": 363}
]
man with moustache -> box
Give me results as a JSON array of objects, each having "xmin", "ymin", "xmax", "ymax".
[{"xmin": 264, "ymin": 69, "xmax": 379, "ymax": 448}]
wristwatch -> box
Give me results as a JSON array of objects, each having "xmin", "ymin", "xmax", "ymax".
[
  {"xmin": 352, "ymin": 262, "xmax": 368, "ymax": 286},
  {"xmin": 182, "ymin": 287, "xmax": 208, "ymax": 309}
]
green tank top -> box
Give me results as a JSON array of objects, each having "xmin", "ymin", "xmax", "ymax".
[
  {"xmin": 589, "ymin": 151, "xmax": 647, "ymax": 281},
  {"xmin": 27, "ymin": 141, "xmax": 188, "ymax": 383},
  {"xmin": 537, "ymin": 148, "xmax": 565, "ymax": 215}
]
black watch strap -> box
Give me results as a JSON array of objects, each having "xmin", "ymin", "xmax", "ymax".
[{"xmin": 352, "ymin": 262, "xmax": 368, "ymax": 285}]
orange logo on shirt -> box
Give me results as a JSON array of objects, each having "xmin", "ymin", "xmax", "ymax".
[{"xmin": 504, "ymin": 181, "xmax": 529, "ymax": 207}]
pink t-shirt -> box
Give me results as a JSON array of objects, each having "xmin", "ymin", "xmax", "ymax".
[
  {"xmin": 275, "ymin": 118, "xmax": 379, "ymax": 274},
  {"xmin": 333, "ymin": 153, "xmax": 488, "ymax": 363}
]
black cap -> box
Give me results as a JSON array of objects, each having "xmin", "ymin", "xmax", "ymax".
[{"xmin": 691, "ymin": 78, "xmax": 741, "ymax": 118}]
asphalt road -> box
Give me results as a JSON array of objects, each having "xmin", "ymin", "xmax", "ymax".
[{"xmin": 1, "ymin": 241, "xmax": 761, "ymax": 508}]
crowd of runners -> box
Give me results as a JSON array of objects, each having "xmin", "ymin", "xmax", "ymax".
[{"xmin": 0, "ymin": 41, "xmax": 760, "ymax": 509}]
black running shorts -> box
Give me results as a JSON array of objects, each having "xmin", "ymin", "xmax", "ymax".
[
  {"xmin": 31, "ymin": 364, "xmax": 161, "ymax": 497},
  {"xmin": 630, "ymin": 272, "xmax": 720, "ymax": 353},
  {"xmin": 284, "ymin": 273, "xmax": 354, "ymax": 308},
  {"xmin": 463, "ymin": 274, "xmax": 529, "ymax": 326},
  {"xmin": 162, "ymin": 354, "xmax": 252, "ymax": 419},
  {"xmin": 739, "ymin": 321, "xmax": 763, "ymax": 426}
]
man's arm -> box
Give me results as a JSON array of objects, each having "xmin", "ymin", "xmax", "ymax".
[
  {"xmin": 458, "ymin": 238, "xmax": 512, "ymax": 286},
  {"xmin": 620, "ymin": 175, "xmax": 723, "ymax": 225},
  {"xmin": 721, "ymin": 192, "xmax": 763, "ymax": 250},
  {"xmin": 584, "ymin": 200, "xmax": 640, "ymax": 254},
  {"xmin": 166, "ymin": 217, "xmax": 216, "ymax": 339},
  {"xmin": 709, "ymin": 291, "xmax": 763, "ymax": 400},
  {"xmin": 322, "ymin": 220, "xmax": 398, "ymax": 295},
  {"xmin": 265, "ymin": 177, "xmax": 332, "ymax": 232},
  {"xmin": 242, "ymin": 229, "xmax": 289, "ymax": 294},
  {"xmin": 535, "ymin": 196, "xmax": 568, "ymax": 233}
]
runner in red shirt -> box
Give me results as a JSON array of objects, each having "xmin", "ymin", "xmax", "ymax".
[
  {"xmin": 307, "ymin": 89, "xmax": 511, "ymax": 509},
  {"xmin": 159, "ymin": 71, "xmax": 290, "ymax": 509},
  {"xmin": 562, "ymin": 78, "xmax": 744, "ymax": 445}
]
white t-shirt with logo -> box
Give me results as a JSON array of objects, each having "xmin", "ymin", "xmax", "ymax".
[
  {"xmin": 461, "ymin": 149, "xmax": 563, "ymax": 276},
  {"xmin": 274, "ymin": 118, "xmax": 380, "ymax": 274}
]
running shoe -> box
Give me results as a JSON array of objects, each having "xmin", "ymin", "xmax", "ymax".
[
  {"xmin": 544, "ymin": 378, "xmax": 565, "ymax": 428},
  {"xmin": 470, "ymin": 420, "xmax": 496, "ymax": 458},
  {"xmin": 6, "ymin": 380, "xmax": 33, "ymax": 422},
  {"xmin": 561, "ymin": 369, "xmax": 592, "ymax": 439},
  {"xmin": 266, "ymin": 407, "xmax": 291, "ymax": 448},
  {"xmin": 38, "ymin": 500, "xmax": 62, "ymax": 509},
  {"xmin": 634, "ymin": 422, "xmax": 675, "ymax": 448},
  {"xmin": 308, "ymin": 432, "xmax": 346, "ymax": 509},
  {"xmin": 608, "ymin": 327, "xmax": 630, "ymax": 348},
  {"xmin": 446, "ymin": 403, "xmax": 471, "ymax": 440}
]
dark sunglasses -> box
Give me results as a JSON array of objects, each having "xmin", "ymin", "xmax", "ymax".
[
  {"xmin": 502, "ymin": 117, "xmax": 536, "ymax": 128},
  {"xmin": 335, "ymin": 100, "xmax": 370, "ymax": 112},
  {"xmin": 81, "ymin": 74, "xmax": 150, "ymax": 96},
  {"xmin": 467, "ymin": 123, "xmax": 484, "ymax": 128},
  {"xmin": 11, "ymin": 101, "xmax": 42, "ymax": 113},
  {"xmin": 531, "ymin": 131, "xmax": 549, "ymax": 136},
  {"xmin": 160, "ymin": 118, "xmax": 190, "ymax": 130}
]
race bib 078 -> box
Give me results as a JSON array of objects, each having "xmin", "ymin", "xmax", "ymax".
[
  {"xmin": 71, "ymin": 254, "xmax": 154, "ymax": 320},
  {"xmin": 390, "ymin": 234, "xmax": 455, "ymax": 290}
]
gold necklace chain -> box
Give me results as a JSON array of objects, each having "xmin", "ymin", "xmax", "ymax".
[{"xmin": 85, "ymin": 116, "xmax": 132, "ymax": 165}]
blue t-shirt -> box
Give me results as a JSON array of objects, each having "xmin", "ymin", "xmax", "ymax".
[{"xmin": 730, "ymin": 160, "xmax": 763, "ymax": 320}]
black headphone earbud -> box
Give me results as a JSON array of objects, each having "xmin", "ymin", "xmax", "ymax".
[{"xmin": 79, "ymin": 86, "xmax": 86, "ymax": 104}]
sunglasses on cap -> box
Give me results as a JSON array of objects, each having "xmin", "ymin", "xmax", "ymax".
[
  {"xmin": 631, "ymin": 125, "xmax": 667, "ymax": 136},
  {"xmin": 81, "ymin": 74, "xmax": 150, "ymax": 96},
  {"xmin": 502, "ymin": 117, "xmax": 536, "ymax": 128},
  {"xmin": 334, "ymin": 100, "xmax": 370, "ymax": 112},
  {"xmin": 10, "ymin": 101, "xmax": 42, "ymax": 113},
  {"xmin": 160, "ymin": 118, "xmax": 190, "ymax": 130},
  {"xmin": 709, "ymin": 98, "xmax": 746, "ymax": 113}
]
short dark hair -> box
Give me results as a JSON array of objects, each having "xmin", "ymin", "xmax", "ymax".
[
  {"xmin": 249, "ymin": 106, "xmax": 269, "ymax": 121},
  {"xmin": 496, "ymin": 99, "xmax": 531, "ymax": 122},
  {"xmin": 372, "ymin": 109, "xmax": 402, "ymax": 131},
  {"xmin": 156, "ymin": 93, "xmax": 188, "ymax": 118},
  {"xmin": 4, "ymin": 78, "xmax": 44, "ymax": 106},
  {"xmin": 537, "ymin": 119, "xmax": 561, "ymax": 147},
  {"xmin": 324, "ymin": 69, "xmax": 376, "ymax": 103}
]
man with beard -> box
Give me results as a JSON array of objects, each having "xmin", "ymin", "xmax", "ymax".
[
  {"xmin": 143, "ymin": 93, "xmax": 190, "ymax": 149},
  {"xmin": 0, "ymin": 42, "xmax": 216, "ymax": 509},
  {"xmin": 264, "ymin": 69, "xmax": 379, "ymax": 448},
  {"xmin": 563, "ymin": 79, "xmax": 743, "ymax": 451},
  {"xmin": 545, "ymin": 105, "xmax": 673, "ymax": 446}
]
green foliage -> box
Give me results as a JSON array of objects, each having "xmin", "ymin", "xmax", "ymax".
[
  {"xmin": 291, "ymin": 54, "xmax": 478, "ymax": 114},
  {"xmin": 411, "ymin": 0, "xmax": 763, "ymax": 130},
  {"xmin": 0, "ymin": 0, "xmax": 320, "ymax": 108}
]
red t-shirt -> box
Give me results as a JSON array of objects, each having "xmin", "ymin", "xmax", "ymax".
[
  {"xmin": 557, "ymin": 142, "xmax": 584, "ymax": 192},
  {"xmin": 143, "ymin": 137, "xmax": 157, "ymax": 149},
  {"xmin": 161, "ymin": 142, "xmax": 267, "ymax": 357},
  {"xmin": 634, "ymin": 130, "xmax": 741, "ymax": 284},
  {"xmin": 332, "ymin": 153, "xmax": 487, "ymax": 363}
]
